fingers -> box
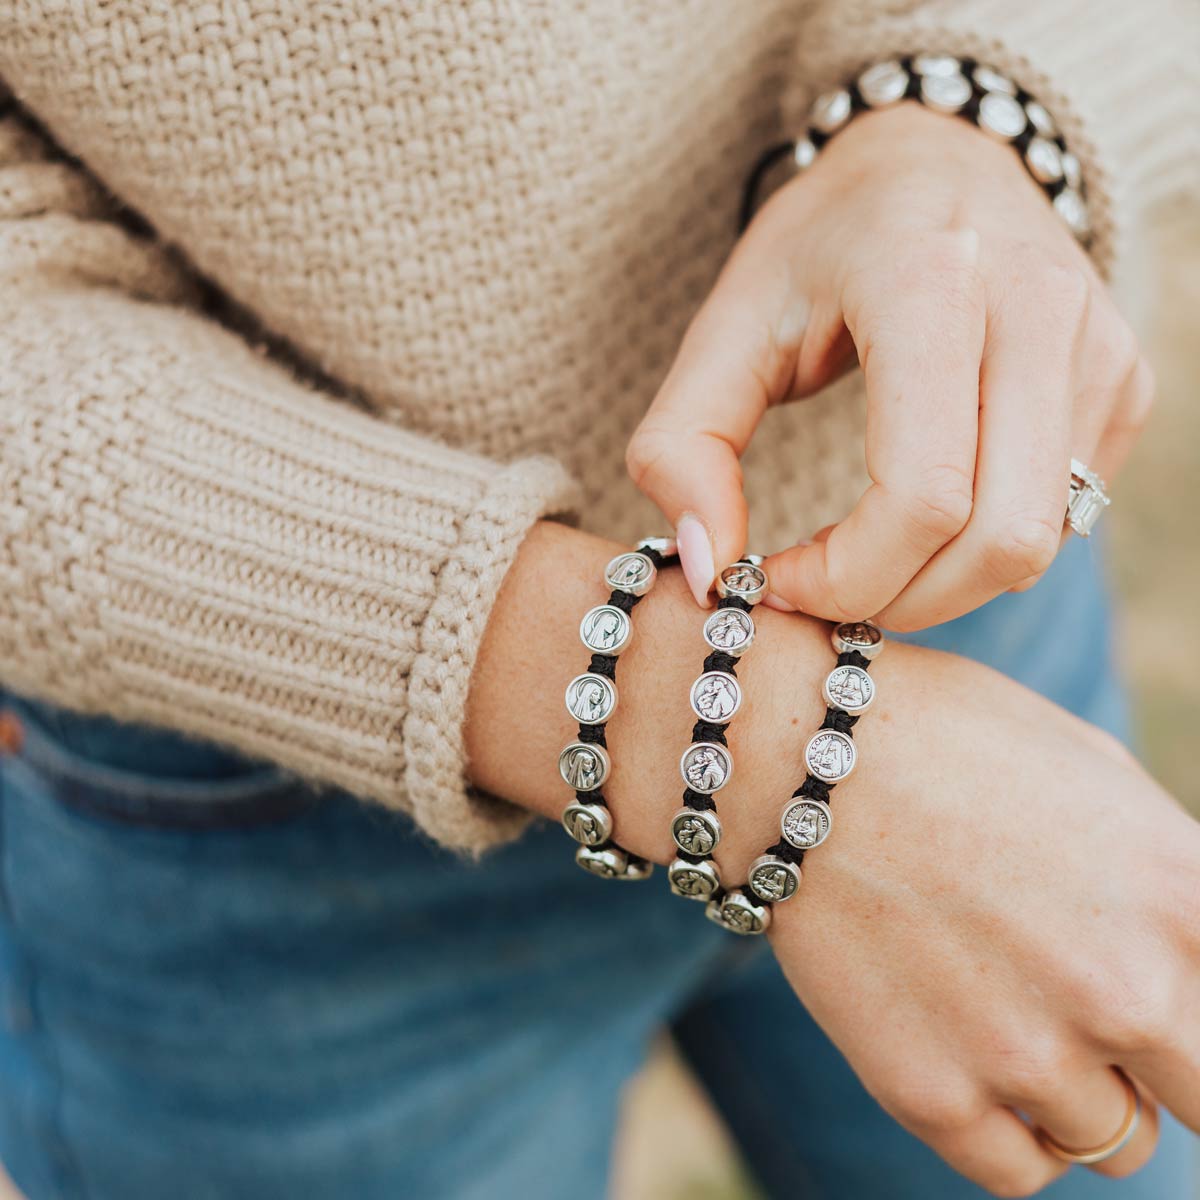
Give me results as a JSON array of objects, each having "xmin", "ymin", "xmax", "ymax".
[
  {"xmin": 920, "ymin": 1106, "xmax": 1068, "ymax": 1197},
  {"xmin": 625, "ymin": 225, "xmax": 817, "ymax": 606},
  {"xmin": 765, "ymin": 231, "xmax": 984, "ymax": 621},
  {"xmin": 1020, "ymin": 1066, "xmax": 1159, "ymax": 1181},
  {"xmin": 875, "ymin": 260, "xmax": 1084, "ymax": 630}
]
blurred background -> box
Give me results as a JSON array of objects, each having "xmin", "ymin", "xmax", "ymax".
[{"xmin": 614, "ymin": 214, "xmax": 1200, "ymax": 1200}]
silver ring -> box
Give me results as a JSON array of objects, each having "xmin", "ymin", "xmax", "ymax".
[{"xmin": 1065, "ymin": 458, "xmax": 1110, "ymax": 537}]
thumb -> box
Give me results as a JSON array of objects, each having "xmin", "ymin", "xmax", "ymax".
[{"xmin": 626, "ymin": 262, "xmax": 799, "ymax": 606}]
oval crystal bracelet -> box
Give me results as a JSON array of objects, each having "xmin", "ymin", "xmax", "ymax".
[
  {"xmin": 705, "ymin": 620, "xmax": 885, "ymax": 935},
  {"xmin": 667, "ymin": 558, "xmax": 768, "ymax": 907},
  {"xmin": 741, "ymin": 54, "xmax": 1092, "ymax": 244},
  {"xmin": 559, "ymin": 538, "xmax": 677, "ymax": 880}
]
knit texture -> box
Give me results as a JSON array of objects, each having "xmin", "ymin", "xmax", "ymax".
[{"xmin": 0, "ymin": 1, "xmax": 1194, "ymax": 852}]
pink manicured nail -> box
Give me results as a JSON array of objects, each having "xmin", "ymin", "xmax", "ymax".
[
  {"xmin": 763, "ymin": 592, "xmax": 798, "ymax": 612},
  {"xmin": 676, "ymin": 514, "xmax": 715, "ymax": 608}
]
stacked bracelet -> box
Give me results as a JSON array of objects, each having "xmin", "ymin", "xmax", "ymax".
[
  {"xmin": 742, "ymin": 54, "xmax": 1090, "ymax": 243},
  {"xmin": 668, "ymin": 558, "xmax": 768, "ymax": 905},
  {"xmin": 559, "ymin": 538, "xmax": 677, "ymax": 881},
  {"xmin": 705, "ymin": 620, "xmax": 885, "ymax": 936}
]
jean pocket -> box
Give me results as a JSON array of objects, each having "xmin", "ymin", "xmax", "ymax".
[{"xmin": 0, "ymin": 698, "xmax": 316, "ymax": 831}]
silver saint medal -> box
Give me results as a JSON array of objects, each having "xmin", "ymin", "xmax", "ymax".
[
  {"xmin": 690, "ymin": 671, "xmax": 742, "ymax": 724},
  {"xmin": 831, "ymin": 621, "xmax": 884, "ymax": 660},
  {"xmin": 668, "ymin": 857, "xmax": 721, "ymax": 901},
  {"xmin": 604, "ymin": 552, "xmax": 656, "ymax": 596},
  {"xmin": 579, "ymin": 605, "xmax": 632, "ymax": 655},
  {"xmin": 561, "ymin": 801, "xmax": 613, "ymax": 847},
  {"xmin": 804, "ymin": 729, "xmax": 857, "ymax": 783},
  {"xmin": 781, "ymin": 797, "xmax": 833, "ymax": 851},
  {"xmin": 822, "ymin": 664, "xmax": 875, "ymax": 716},
  {"xmin": 565, "ymin": 673, "xmax": 617, "ymax": 726},
  {"xmin": 702, "ymin": 608, "xmax": 755, "ymax": 657},
  {"xmin": 747, "ymin": 854, "xmax": 802, "ymax": 903},
  {"xmin": 558, "ymin": 741, "xmax": 611, "ymax": 791},
  {"xmin": 680, "ymin": 742, "xmax": 733, "ymax": 795},
  {"xmin": 671, "ymin": 807, "xmax": 722, "ymax": 857}
]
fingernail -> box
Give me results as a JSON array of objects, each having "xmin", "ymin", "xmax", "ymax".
[
  {"xmin": 763, "ymin": 592, "xmax": 798, "ymax": 612},
  {"xmin": 676, "ymin": 514, "xmax": 715, "ymax": 608}
]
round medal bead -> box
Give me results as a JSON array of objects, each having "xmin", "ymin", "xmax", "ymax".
[
  {"xmin": 708, "ymin": 889, "xmax": 772, "ymax": 936},
  {"xmin": 831, "ymin": 620, "xmax": 885, "ymax": 660},
  {"xmin": 637, "ymin": 535, "xmax": 677, "ymax": 556},
  {"xmin": 977, "ymin": 91, "xmax": 1028, "ymax": 141},
  {"xmin": 805, "ymin": 729, "xmax": 858, "ymax": 784},
  {"xmin": 620, "ymin": 855, "xmax": 654, "ymax": 882},
  {"xmin": 575, "ymin": 844, "xmax": 629, "ymax": 879},
  {"xmin": 857, "ymin": 59, "xmax": 909, "ymax": 107},
  {"xmin": 579, "ymin": 604, "xmax": 632, "ymax": 655},
  {"xmin": 668, "ymin": 856, "xmax": 722, "ymax": 901},
  {"xmin": 604, "ymin": 551, "xmax": 656, "ymax": 596},
  {"xmin": 1060, "ymin": 150, "xmax": 1082, "ymax": 190},
  {"xmin": 809, "ymin": 88, "xmax": 852, "ymax": 134},
  {"xmin": 1053, "ymin": 188, "xmax": 1091, "ymax": 239},
  {"xmin": 971, "ymin": 64, "xmax": 1018, "ymax": 95},
  {"xmin": 823, "ymin": 663, "xmax": 875, "ymax": 715},
  {"xmin": 680, "ymin": 741, "xmax": 733, "ymax": 794},
  {"xmin": 781, "ymin": 797, "xmax": 834, "ymax": 851},
  {"xmin": 690, "ymin": 670, "xmax": 742, "ymax": 724},
  {"xmin": 565, "ymin": 673, "xmax": 618, "ymax": 725},
  {"xmin": 561, "ymin": 801, "xmax": 613, "ymax": 847},
  {"xmin": 715, "ymin": 561, "xmax": 767, "ymax": 606},
  {"xmin": 703, "ymin": 607, "xmax": 755, "ymax": 657},
  {"xmin": 793, "ymin": 135, "xmax": 818, "ymax": 171},
  {"xmin": 919, "ymin": 71, "xmax": 972, "ymax": 113},
  {"xmin": 671, "ymin": 807, "xmax": 722, "ymax": 857},
  {"xmin": 558, "ymin": 740, "xmax": 611, "ymax": 791},
  {"xmin": 1025, "ymin": 136, "xmax": 1065, "ymax": 184},
  {"xmin": 912, "ymin": 53, "xmax": 963, "ymax": 78},
  {"xmin": 1024, "ymin": 99, "xmax": 1059, "ymax": 138},
  {"xmin": 748, "ymin": 854, "xmax": 803, "ymax": 903}
]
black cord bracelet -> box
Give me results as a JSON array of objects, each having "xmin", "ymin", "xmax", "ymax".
[
  {"xmin": 667, "ymin": 558, "xmax": 768, "ymax": 904},
  {"xmin": 705, "ymin": 621, "xmax": 885, "ymax": 936},
  {"xmin": 740, "ymin": 54, "xmax": 1090, "ymax": 244},
  {"xmin": 559, "ymin": 538, "xmax": 678, "ymax": 880}
]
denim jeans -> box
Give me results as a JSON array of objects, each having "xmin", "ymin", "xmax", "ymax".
[{"xmin": 0, "ymin": 534, "xmax": 1194, "ymax": 1199}]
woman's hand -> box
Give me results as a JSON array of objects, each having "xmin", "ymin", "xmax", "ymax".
[
  {"xmin": 752, "ymin": 648, "xmax": 1200, "ymax": 1196},
  {"xmin": 626, "ymin": 102, "xmax": 1154, "ymax": 630}
]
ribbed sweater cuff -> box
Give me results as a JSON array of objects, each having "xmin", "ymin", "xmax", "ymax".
[{"xmin": 790, "ymin": 1, "xmax": 1199, "ymax": 284}]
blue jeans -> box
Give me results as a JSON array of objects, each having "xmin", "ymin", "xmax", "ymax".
[{"xmin": 0, "ymin": 535, "xmax": 1193, "ymax": 1199}]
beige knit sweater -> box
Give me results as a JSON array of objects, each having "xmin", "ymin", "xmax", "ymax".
[{"xmin": 0, "ymin": 2, "xmax": 1195, "ymax": 852}]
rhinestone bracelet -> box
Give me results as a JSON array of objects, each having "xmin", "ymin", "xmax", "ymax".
[
  {"xmin": 704, "ymin": 621, "xmax": 885, "ymax": 936},
  {"xmin": 668, "ymin": 558, "xmax": 769, "ymax": 904},
  {"xmin": 559, "ymin": 538, "xmax": 677, "ymax": 880},
  {"xmin": 741, "ymin": 54, "xmax": 1091, "ymax": 243}
]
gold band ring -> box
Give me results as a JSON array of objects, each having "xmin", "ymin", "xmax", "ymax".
[{"xmin": 1037, "ymin": 1068, "xmax": 1141, "ymax": 1166}]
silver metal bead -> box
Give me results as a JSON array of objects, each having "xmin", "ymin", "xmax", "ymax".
[
  {"xmin": 793, "ymin": 136, "xmax": 818, "ymax": 171},
  {"xmin": 1053, "ymin": 188, "xmax": 1091, "ymax": 239},
  {"xmin": 604, "ymin": 551, "xmax": 656, "ymax": 596},
  {"xmin": 971, "ymin": 64, "xmax": 1018, "ymax": 95},
  {"xmin": 668, "ymin": 856, "xmax": 722, "ymax": 901},
  {"xmin": 703, "ymin": 607, "xmax": 755, "ymax": 657},
  {"xmin": 1060, "ymin": 150, "xmax": 1082, "ymax": 190},
  {"xmin": 805, "ymin": 729, "xmax": 857, "ymax": 784},
  {"xmin": 1025, "ymin": 136, "xmax": 1064, "ymax": 185},
  {"xmin": 748, "ymin": 854, "xmax": 802, "ymax": 903},
  {"xmin": 579, "ymin": 604, "xmax": 632, "ymax": 656},
  {"xmin": 715, "ymin": 561, "xmax": 767, "ymax": 606},
  {"xmin": 781, "ymin": 797, "xmax": 834, "ymax": 851},
  {"xmin": 1024, "ymin": 100, "xmax": 1059, "ymax": 139},
  {"xmin": 706, "ymin": 889, "xmax": 771, "ymax": 935},
  {"xmin": 680, "ymin": 741, "xmax": 733, "ymax": 794},
  {"xmin": 977, "ymin": 91, "xmax": 1027, "ymax": 141},
  {"xmin": 823, "ymin": 664, "xmax": 875, "ymax": 715},
  {"xmin": 671, "ymin": 807, "xmax": 722, "ymax": 856},
  {"xmin": 561, "ymin": 801, "xmax": 613, "ymax": 846},
  {"xmin": 809, "ymin": 88, "xmax": 852, "ymax": 135},
  {"xmin": 912, "ymin": 53, "xmax": 963, "ymax": 78},
  {"xmin": 857, "ymin": 59, "xmax": 909, "ymax": 108},
  {"xmin": 831, "ymin": 621, "xmax": 885, "ymax": 660},
  {"xmin": 575, "ymin": 844, "xmax": 629, "ymax": 879},
  {"xmin": 690, "ymin": 671, "xmax": 742, "ymax": 724},
  {"xmin": 637, "ymin": 535, "xmax": 677, "ymax": 556},
  {"xmin": 558, "ymin": 740, "xmax": 611, "ymax": 791},
  {"xmin": 565, "ymin": 673, "xmax": 618, "ymax": 725},
  {"xmin": 620, "ymin": 855, "xmax": 654, "ymax": 882},
  {"xmin": 919, "ymin": 71, "xmax": 973, "ymax": 114}
]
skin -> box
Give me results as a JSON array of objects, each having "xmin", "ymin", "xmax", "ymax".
[
  {"xmin": 466, "ymin": 522, "xmax": 1200, "ymax": 1197},
  {"xmin": 625, "ymin": 103, "xmax": 1155, "ymax": 629}
]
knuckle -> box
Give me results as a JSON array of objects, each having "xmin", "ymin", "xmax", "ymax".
[
  {"xmin": 898, "ymin": 466, "xmax": 975, "ymax": 544},
  {"xmin": 1034, "ymin": 260, "xmax": 1092, "ymax": 328},
  {"xmin": 993, "ymin": 1035, "xmax": 1073, "ymax": 1105},
  {"xmin": 624, "ymin": 426, "xmax": 672, "ymax": 493},
  {"xmin": 984, "ymin": 513, "xmax": 1061, "ymax": 582},
  {"xmin": 1070, "ymin": 962, "xmax": 1175, "ymax": 1054},
  {"xmin": 876, "ymin": 1075, "xmax": 984, "ymax": 1134}
]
